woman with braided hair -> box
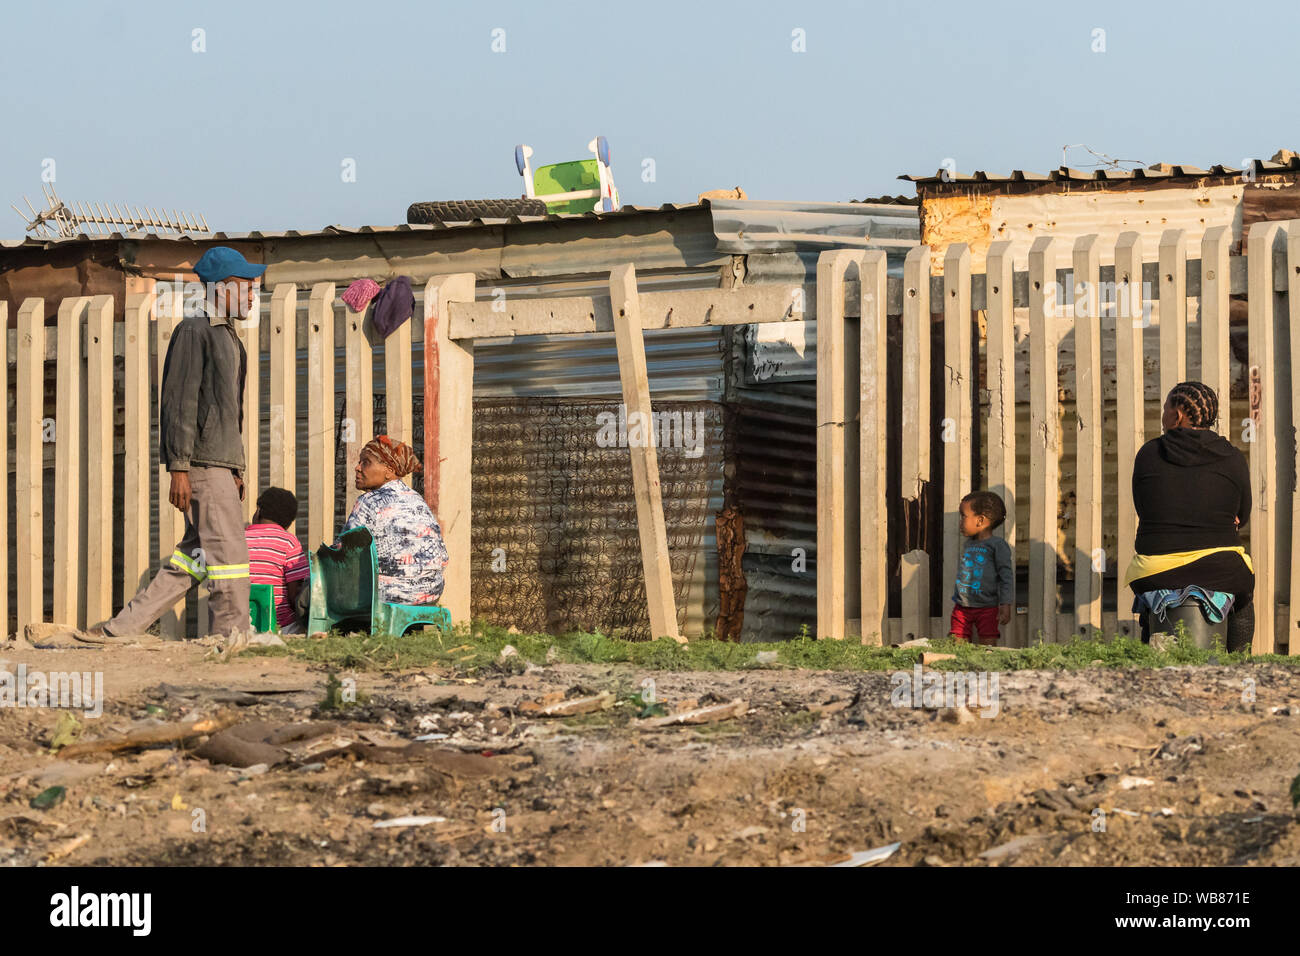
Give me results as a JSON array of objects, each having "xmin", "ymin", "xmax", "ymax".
[
  {"xmin": 339, "ymin": 435, "xmax": 450, "ymax": 606},
  {"xmin": 1124, "ymin": 382, "xmax": 1254, "ymax": 651}
]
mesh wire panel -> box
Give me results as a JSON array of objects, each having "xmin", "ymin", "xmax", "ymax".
[{"xmin": 471, "ymin": 398, "xmax": 722, "ymax": 640}]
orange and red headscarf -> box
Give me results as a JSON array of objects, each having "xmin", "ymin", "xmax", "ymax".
[{"xmin": 363, "ymin": 435, "xmax": 422, "ymax": 478}]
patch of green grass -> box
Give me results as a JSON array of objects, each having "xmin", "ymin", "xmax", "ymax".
[{"xmin": 243, "ymin": 620, "xmax": 1300, "ymax": 674}]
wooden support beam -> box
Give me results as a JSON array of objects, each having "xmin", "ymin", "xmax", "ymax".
[
  {"xmin": 901, "ymin": 246, "xmax": 931, "ymax": 642},
  {"xmin": 85, "ymin": 296, "xmax": 114, "ymax": 627},
  {"xmin": 1200, "ymin": 226, "xmax": 1232, "ymax": 438},
  {"xmin": 1072, "ymin": 235, "xmax": 1102, "ymax": 635},
  {"xmin": 385, "ymin": 307, "xmax": 414, "ymax": 485},
  {"xmin": 941, "ymin": 243, "xmax": 972, "ymax": 629},
  {"xmin": 859, "ymin": 250, "xmax": 889, "ymax": 646},
  {"xmin": 449, "ymin": 284, "xmax": 804, "ymax": 339},
  {"xmin": 816, "ymin": 249, "xmax": 862, "ymax": 640},
  {"xmin": 16, "ymin": 299, "xmax": 45, "ymax": 635},
  {"xmin": 269, "ymin": 284, "xmax": 298, "ymax": 495},
  {"xmin": 1158, "ymin": 229, "xmax": 1188, "ymax": 405},
  {"xmin": 424, "ymin": 274, "xmax": 476, "ymax": 625},
  {"xmin": 1114, "ymin": 233, "xmax": 1145, "ymax": 639},
  {"xmin": 344, "ymin": 306, "xmax": 374, "ymax": 517},
  {"xmin": 308, "ymin": 283, "xmax": 336, "ymax": 545},
  {"xmin": 123, "ymin": 287, "xmax": 154, "ymax": 600},
  {"xmin": 1027, "ymin": 237, "xmax": 1060, "ymax": 644},
  {"xmin": 53, "ymin": 297, "xmax": 87, "ymax": 628},
  {"xmin": 609, "ymin": 264, "xmax": 682, "ymax": 643}
]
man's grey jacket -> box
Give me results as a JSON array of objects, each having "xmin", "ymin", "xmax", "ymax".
[{"xmin": 159, "ymin": 307, "xmax": 247, "ymax": 474}]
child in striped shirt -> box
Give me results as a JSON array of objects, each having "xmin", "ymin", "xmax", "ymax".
[{"xmin": 245, "ymin": 487, "xmax": 309, "ymax": 632}]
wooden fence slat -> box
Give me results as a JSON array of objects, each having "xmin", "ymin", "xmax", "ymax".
[
  {"xmin": 385, "ymin": 313, "xmax": 414, "ymax": 486},
  {"xmin": 901, "ymin": 245, "xmax": 931, "ymax": 641},
  {"xmin": 1114, "ymin": 233, "xmax": 1145, "ymax": 638},
  {"xmin": 1247, "ymin": 220, "xmax": 1286, "ymax": 655},
  {"xmin": 859, "ymin": 250, "xmax": 889, "ymax": 645},
  {"xmin": 157, "ymin": 305, "xmax": 185, "ymax": 638},
  {"xmin": 942, "ymin": 244, "xmax": 972, "ymax": 629},
  {"xmin": 1027, "ymin": 237, "xmax": 1060, "ymax": 643},
  {"xmin": 1072, "ymin": 235, "xmax": 1102, "ymax": 635},
  {"xmin": 237, "ymin": 302, "xmax": 260, "ymax": 523},
  {"xmin": 1286, "ymin": 226, "xmax": 1300, "ymax": 656},
  {"xmin": 344, "ymin": 307, "xmax": 373, "ymax": 516},
  {"xmin": 53, "ymin": 297, "xmax": 87, "ymax": 628},
  {"xmin": 1158, "ymin": 229, "xmax": 1188, "ymax": 404},
  {"xmin": 269, "ymin": 284, "xmax": 298, "ymax": 497},
  {"xmin": 816, "ymin": 249, "xmax": 862, "ymax": 640},
  {"xmin": 308, "ymin": 283, "xmax": 336, "ymax": 546},
  {"xmin": 0, "ymin": 303, "xmax": 6, "ymax": 637},
  {"xmin": 985, "ymin": 241, "xmax": 1016, "ymax": 641},
  {"xmin": 1200, "ymin": 226, "xmax": 1232, "ymax": 437},
  {"xmin": 426, "ymin": 274, "xmax": 475, "ymax": 624},
  {"xmin": 609, "ymin": 264, "xmax": 682, "ymax": 642},
  {"xmin": 15, "ymin": 299, "xmax": 45, "ymax": 635},
  {"xmin": 123, "ymin": 288, "xmax": 153, "ymax": 600},
  {"xmin": 85, "ymin": 296, "xmax": 114, "ymax": 627}
]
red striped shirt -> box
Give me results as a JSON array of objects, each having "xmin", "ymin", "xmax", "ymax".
[{"xmin": 246, "ymin": 523, "xmax": 309, "ymax": 627}]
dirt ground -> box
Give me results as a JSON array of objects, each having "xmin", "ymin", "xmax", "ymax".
[{"xmin": 2, "ymin": 638, "xmax": 1299, "ymax": 867}]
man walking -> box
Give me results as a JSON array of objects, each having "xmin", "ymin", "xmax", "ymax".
[{"xmin": 98, "ymin": 246, "xmax": 263, "ymax": 641}]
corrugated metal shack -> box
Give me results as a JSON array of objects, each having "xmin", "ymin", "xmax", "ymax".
[
  {"xmin": 2, "ymin": 199, "xmax": 918, "ymax": 641},
  {"xmin": 887, "ymin": 152, "xmax": 1300, "ymax": 615}
]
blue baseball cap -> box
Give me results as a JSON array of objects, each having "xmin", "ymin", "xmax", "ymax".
[{"xmin": 194, "ymin": 246, "xmax": 267, "ymax": 284}]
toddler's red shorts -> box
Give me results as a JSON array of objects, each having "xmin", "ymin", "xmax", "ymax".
[{"xmin": 950, "ymin": 604, "xmax": 999, "ymax": 645}]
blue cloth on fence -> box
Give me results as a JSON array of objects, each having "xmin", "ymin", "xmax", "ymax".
[{"xmin": 1131, "ymin": 586, "xmax": 1235, "ymax": 625}]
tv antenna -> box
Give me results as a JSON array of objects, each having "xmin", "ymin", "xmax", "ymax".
[
  {"xmin": 1061, "ymin": 144, "xmax": 1147, "ymax": 171},
  {"xmin": 11, "ymin": 183, "xmax": 210, "ymax": 238}
]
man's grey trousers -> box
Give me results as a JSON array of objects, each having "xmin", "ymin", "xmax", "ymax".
[{"xmin": 106, "ymin": 466, "xmax": 250, "ymax": 638}]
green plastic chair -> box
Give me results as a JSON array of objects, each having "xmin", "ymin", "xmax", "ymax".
[
  {"xmin": 306, "ymin": 526, "xmax": 452, "ymax": 638},
  {"xmin": 249, "ymin": 583, "xmax": 278, "ymax": 633}
]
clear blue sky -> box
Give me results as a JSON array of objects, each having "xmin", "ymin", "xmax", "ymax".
[{"xmin": 4, "ymin": 0, "xmax": 1299, "ymax": 237}]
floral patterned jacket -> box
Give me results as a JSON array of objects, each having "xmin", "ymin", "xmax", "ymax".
[{"xmin": 342, "ymin": 479, "xmax": 449, "ymax": 605}]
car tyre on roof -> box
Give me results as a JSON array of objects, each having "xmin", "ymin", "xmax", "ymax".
[{"xmin": 406, "ymin": 198, "xmax": 548, "ymax": 224}]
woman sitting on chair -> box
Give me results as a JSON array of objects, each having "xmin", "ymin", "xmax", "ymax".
[{"xmin": 343, "ymin": 435, "xmax": 449, "ymax": 606}]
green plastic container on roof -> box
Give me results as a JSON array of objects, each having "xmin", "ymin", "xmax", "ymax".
[{"xmin": 533, "ymin": 159, "xmax": 603, "ymax": 215}]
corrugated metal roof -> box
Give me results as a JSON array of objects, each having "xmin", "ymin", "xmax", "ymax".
[
  {"xmin": 901, "ymin": 153, "xmax": 1300, "ymax": 186},
  {"xmin": 710, "ymin": 199, "xmax": 918, "ymax": 253},
  {"xmin": 0, "ymin": 203, "xmax": 706, "ymax": 249}
]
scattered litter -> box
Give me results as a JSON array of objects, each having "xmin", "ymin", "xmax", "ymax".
[
  {"xmin": 830, "ymin": 841, "xmax": 901, "ymax": 867},
  {"xmin": 30, "ymin": 786, "xmax": 66, "ymax": 811},
  {"xmin": 45, "ymin": 833, "xmax": 90, "ymax": 862},
  {"xmin": 806, "ymin": 697, "xmax": 853, "ymax": 717},
  {"xmin": 414, "ymin": 733, "xmax": 449, "ymax": 742},
  {"xmin": 754, "ymin": 651, "xmax": 779, "ymax": 665},
  {"xmin": 1112, "ymin": 808, "xmax": 1140, "ymax": 818},
  {"xmin": 1158, "ymin": 808, "xmax": 1175, "ymax": 816},
  {"xmin": 921, "ymin": 652, "xmax": 956, "ymax": 666},
  {"xmin": 373, "ymin": 815, "xmax": 448, "ymax": 829},
  {"xmin": 898, "ymin": 638, "xmax": 931, "ymax": 648},
  {"xmin": 248, "ymin": 632, "xmax": 286, "ymax": 647},
  {"xmin": 635, "ymin": 698, "xmax": 748, "ymax": 729},
  {"xmin": 545, "ymin": 646, "xmax": 560, "ymax": 664},
  {"xmin": 49, "ymin": 713, "xmax": 83, "ymax": 751},
  {"xmin": 978, "ymin": 834, "xmax": 1051, "ymax": 861},
  {"xmin": 170, "ymin": 792, "xmax": 188, "ymax": 811},
  {"xmin": 296, "ymin": 763, "xmax": 326, "ymax": 773},
  {"xmin": 59, "ymin": 711, "xmax": 238, "ymax": 758},
  {"xmin": 519, "ymin": 690, "xmax": 614, "ymax": 718},
  {"xmin": 1119, "ymin": 776, "xmax": 1155, "ymax": 790},
  {"xmin": 499, "ymin": 645, "xmax": 518, "ymax": 660}
]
